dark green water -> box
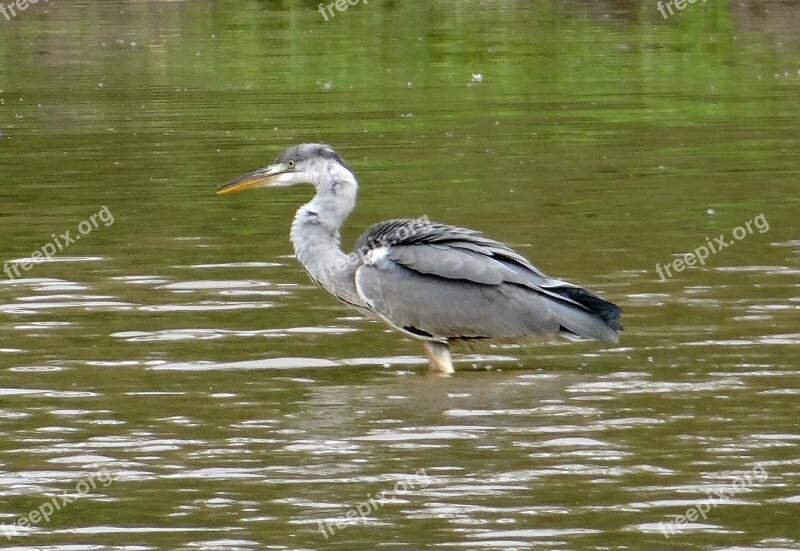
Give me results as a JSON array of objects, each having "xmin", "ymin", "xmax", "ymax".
[{"xmin": 1, "ymin": 1, "xmax": 799, "ymax": 550}]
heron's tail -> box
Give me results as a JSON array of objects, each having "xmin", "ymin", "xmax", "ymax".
[{"xmin": 542, "ymin": 284, "xmax": 623, "ymax": 343}]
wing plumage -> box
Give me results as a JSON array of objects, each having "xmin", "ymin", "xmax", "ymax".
[{"xmin": 351, "ymin": 220, "xmax": 622, "ymax": 343}]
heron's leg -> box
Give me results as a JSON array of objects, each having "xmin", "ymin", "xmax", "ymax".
[{"xmin": 422, "ymin": 341, "xmax": 454, "ymax": 375}]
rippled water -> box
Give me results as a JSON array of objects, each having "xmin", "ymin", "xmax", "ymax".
[{"xmin": 1, "ymin": 1, "xmax": 799, "ymax": 550}]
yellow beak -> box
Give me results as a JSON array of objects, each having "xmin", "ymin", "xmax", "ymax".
[{"xmin": 216, "ymin": 163, "xmax": 291, "ymax": 195}]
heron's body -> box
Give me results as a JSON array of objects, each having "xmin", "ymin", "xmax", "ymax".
[{"xmin": 218, "ymin": 144, "xmax": 622, "ymax": 374}]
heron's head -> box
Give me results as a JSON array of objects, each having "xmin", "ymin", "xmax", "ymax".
[{"xmin": 217, "ymin": 143, "xmax": 355, "ymax": 196}]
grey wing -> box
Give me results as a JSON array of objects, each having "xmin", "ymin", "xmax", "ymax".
[{"xmin": 353, "ymin": 222, "xmax": 621, "ymax": 343}]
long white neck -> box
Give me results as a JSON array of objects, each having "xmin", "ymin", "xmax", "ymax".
[{"xmin": 289, "ymin": 164, "xmax": 363, "ymax": 307}]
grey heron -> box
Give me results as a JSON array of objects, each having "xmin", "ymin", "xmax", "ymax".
[{"xmin": 217, "ymin": 143, "xmax": 622, "ymax": 374}]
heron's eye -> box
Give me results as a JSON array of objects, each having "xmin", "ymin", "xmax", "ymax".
[{"xmin": 288, "ymin": 160, "xmax": 296, "ymax": 168}]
